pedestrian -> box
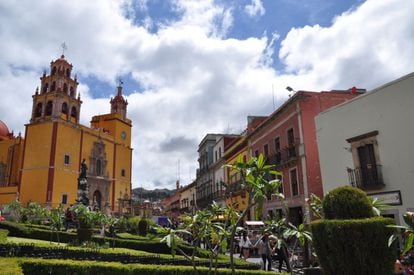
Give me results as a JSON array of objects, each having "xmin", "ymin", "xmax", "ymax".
[
  {"xmin": 239, "ymin": 231, "xmax": 252, "ymax": 259},
  {"xmin": 255, "ymin": 232, "xmax": 272, "ymax": 271},
  {"xmin": 274, "ymin": 239, "xmax": 292, "ymax": 272},
  {"xmin": 64, "ymin": 205, "xmax": 73, "ymax": 230}
]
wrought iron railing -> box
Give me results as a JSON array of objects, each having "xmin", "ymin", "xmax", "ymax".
[{"xmin": 347, "ymin": 164, "xmax": 384, "ymax": 189}]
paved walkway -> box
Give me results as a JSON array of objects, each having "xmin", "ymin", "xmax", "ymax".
[{"xmin": 229, "ymin": 253, "xmax": 298, "ymax": 274}]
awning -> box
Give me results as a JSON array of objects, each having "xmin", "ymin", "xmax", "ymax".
[{"xmin": 245, "ymin": 221, "xmax": 264, "ymax": 226}]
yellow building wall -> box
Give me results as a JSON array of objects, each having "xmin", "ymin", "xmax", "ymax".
[
  {"xmin": 0, "ymin": 136, "xmax": 23, "ymax": 187},
  {"xmin": 225, "ymin": 145, "xmax": 249, "ymax": 213},
  {"xmin": 15, "ymin": 108, "xmax": 132, "ymax": 212},
  {"xmin": 20, "ymin": 123, "xmax": 54, "ymax": 206},
  {"xmin": 113, "ymin": 144, "xmax": 132, "ymax": 212},
  {"xmin": 50, "ymin": 123, "xmax": 81, "ymax": 207},
  {"xmin": 0, "ymin": 186, "xmax": 18, "ymax": 205},
  {"xmin": 91, "ymin": 113, "xmax": 132, "ymax": 146},
  {"xmin": 90, "ymin": 113, "xmax": 132, "ymax": 212}
]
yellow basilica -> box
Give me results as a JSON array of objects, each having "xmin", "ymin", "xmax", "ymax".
[{"xmin": 0, "ymin": 55, "xmax": 132, "ymax": 214}]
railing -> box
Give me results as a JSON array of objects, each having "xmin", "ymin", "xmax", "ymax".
[
  {"xmin": 267, "ymin": 144, "xmax": 300, "ymax": 167},
  {"xmin": 347, "ymin": 165, "xmax": 384, "ymax": 189}
]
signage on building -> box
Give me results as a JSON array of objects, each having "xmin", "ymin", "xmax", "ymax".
[{"xmin": 368, "ymin": 190, "xmax": 402, "ymax": 206}]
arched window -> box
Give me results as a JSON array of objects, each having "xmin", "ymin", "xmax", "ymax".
[
  {"xmin": 70, "ymin": 87, "xmax": 75, "ymax": 97},
  {"xmin": 66, "ymin": 68, "xmax": 70, "ymax": 77},
  {"xmin": 96, "ymin": 159, "xmax": 102, "ymax": 176},
  {"xmin": 52, "ymin": 67, "xmax": 57, "ymax": 75},
  {"xmin": 51, "ymin": 81, "xmax": 56, "ymax": 92},
  {"xmin": 42, "ymin": 83, "xmax": 48, "ymax": 93},
  {"xmin": 63, "ymin": 83, "xmax": 68, "ymax": 94},
  {"xmin": 35, "ymin": 103, "xmax": 42, "ymax": 117},
  {"xmin": 61, "ymin": 102, "xmax": 68, "ymax": 115},
  {"xmin": 46, "ymin": 101, "xmax": 53, "ymax": 116},
  {"xmin": 70, "ymin": 106, "xmax": 77, "ymax": 119}
]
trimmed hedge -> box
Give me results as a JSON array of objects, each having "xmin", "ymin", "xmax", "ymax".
[
  {"xmin": 311, "ymin": 217, "xmax": 395, "ymax": 275},
  {"xmin": 19, "ymin": 258, "xmax": 275, "ymax": 275},
  {"xmin": 0, "ymin": 221, "xmax": 211, "ymax": 259},
  {"xmin": 0, "ymin": 243, "xmax": 258, "ymax": 270},
  {"xmin": 322, "ymin": 186, "xmax": 373, "ymax": 219},
  {"xmin": 0, "ymin": 229, "xmax": 9, "ymax": 242}
]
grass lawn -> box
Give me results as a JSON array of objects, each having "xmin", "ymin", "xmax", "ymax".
[{"xmin": 0, "ymin": 257, "xmax": 23, "ymax": 275}]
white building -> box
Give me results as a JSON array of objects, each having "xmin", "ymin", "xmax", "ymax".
[{"xmin": 316, "ymin": 72, "xmax": 414, "ymax": 224}]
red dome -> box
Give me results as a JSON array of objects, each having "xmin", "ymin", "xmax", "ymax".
[{"xmin": 0, "ymin": 120, "xmax": 10, "ymax": 137}]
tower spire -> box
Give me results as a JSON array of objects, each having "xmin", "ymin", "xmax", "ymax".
[{"xmin": 110, "ymin": 79, "xmax": 128, "ymax": 120}]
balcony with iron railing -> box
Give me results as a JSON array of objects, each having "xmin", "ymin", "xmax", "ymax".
[
  {"xmin": 266, "ymin": 143, "xmax": 300, "ymax": 167},
  {"xmin": 347, "ymin": 164, "xmax": 384, "ymax": 190}
]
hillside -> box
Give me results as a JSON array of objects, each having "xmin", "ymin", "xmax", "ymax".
[{"xmin": 131, "ymin": 187, "xmax": 174, "ymax": 202}]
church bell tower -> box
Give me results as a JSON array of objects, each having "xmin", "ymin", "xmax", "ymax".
[{"xmin": 30, "ymin": 55, "xmax": 81, "ymax": 124}]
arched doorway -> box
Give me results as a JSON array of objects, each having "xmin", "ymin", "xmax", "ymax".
[{"xmin": 93, "ymin": 190, "xmax": 102, "ymax": 210}]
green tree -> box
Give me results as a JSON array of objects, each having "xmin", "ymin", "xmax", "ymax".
[
  {"xmin": 4, "ymin": 201, "xmax": 23, "ymax": 222},
  {"xmin": 25, "ymin": 202, "xmax": 47, "ymax": 224},
  {"xmin": 225, "ymin": 154, "xmax": 282, "ymax": 274},
  {"xmin": 48, "ymin": 204, "xmax": 64, "ymax": 243}
]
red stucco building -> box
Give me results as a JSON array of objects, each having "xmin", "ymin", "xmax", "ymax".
[{"xmin": 247, "ymin": 89, "xmax": 363, "ymax": 224}]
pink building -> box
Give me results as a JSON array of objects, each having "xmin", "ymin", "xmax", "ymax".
[{"xmin": 248, "ymin": 90, "xmax": 363, "ymax": 225}]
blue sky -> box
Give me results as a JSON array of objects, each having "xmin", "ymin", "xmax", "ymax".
[{"xmin": 0, "ymin": 0, "xmax": 413, "ymax": 190}]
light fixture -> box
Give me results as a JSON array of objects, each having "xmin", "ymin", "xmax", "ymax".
[{"xmin": 286, "ymin": 86, "xmax": 294, "ymax": 92}]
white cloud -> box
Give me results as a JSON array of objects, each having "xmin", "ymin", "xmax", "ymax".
[
  {"xmin": 0, "ymin": 0, "xmax": 413, "ymax": 190},
  {"xmin": 279, "ymin": 0, "xmax": 414, "ymax": 89},
  {"xmin": 244, "ymin": 0, "xmax": 265, "ymax": 18}
]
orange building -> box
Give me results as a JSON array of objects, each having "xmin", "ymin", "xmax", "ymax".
[{"xmin": 0, "ymin": 55, "xmax": 132, "ymax": 214}]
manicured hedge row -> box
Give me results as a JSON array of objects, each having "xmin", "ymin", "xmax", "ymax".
[
  {"xmin": 0, "ymin": 222, "xmax": 215, "ymax": 260},
  {"xmin": 19, "ymin": 258, "xmax": 274, "ymax": 275},
  {"xmin": 1, "ymin": 242, "xmax": 257, "ymax": 270},
  {"xmin": 0, "ymin": 221, "xmax": 76, "ymax": 242},
  {"xmin": 0, "ymin": 229, "xmax": 8, "ymax": 242},
  {"xmin": 311, "ymin": 217, "xmax": 395, "ymax": 275}
]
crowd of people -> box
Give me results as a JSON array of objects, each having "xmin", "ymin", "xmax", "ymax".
[
  {"xmin": 395, "ymin": 248, "xmax": 414, "ymax": 275},
  {"xmin": 238, "ymin": 230, "xmax": 292, "ymax": 272}
]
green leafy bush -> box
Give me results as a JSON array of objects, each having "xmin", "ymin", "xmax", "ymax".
[
  {"xmin": 128, "ymin": 217, "xmax": 140, "ymax": 234},
  {"xmin": 322, "ymin": 186, "xmax": 373, "ymax": 219},
  {"xmin": 138, "ymin": 219, "xmax": 149, "ymax": 236},
  {"xmin": 0, "ymin": 221, "xmax": 210, "ymax": 258},
  {"xmin": 19, "ymin": 258, "xmax": 273, "ymax": 275},
  {"xmin": 0, "ymin": 221, "xmax": 30, "ymax": 236},
  {"xmin": 311, "ymin": 217, "xmax": 395, "ymax": 275}
]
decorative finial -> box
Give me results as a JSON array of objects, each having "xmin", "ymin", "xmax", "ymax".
[
  {"xmin": 61, "ymin": 42, "xmax": 68, "ymax": 56},
  {"xmin": 117, "ymin": 77, "xmax": 124, "ymax": 87}
]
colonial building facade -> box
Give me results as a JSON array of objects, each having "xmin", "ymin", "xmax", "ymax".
[
  {"xmin": 0, "ymin": 55, "xmax": 132, "ymax": 214},
  {"xmin": 247, "ymin": 90, "xmax": 363, "ymax": 224},
  {"xmin": 316, "ymin": 72, "xmax": 414, "ymax": 224}
]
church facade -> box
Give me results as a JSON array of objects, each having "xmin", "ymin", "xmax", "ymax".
[{"xmin": 0, "ymin": 55, "xmax": 132, "ymax": 214}]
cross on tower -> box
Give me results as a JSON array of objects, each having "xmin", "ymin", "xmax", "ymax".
[
  {"xmin": 117, "ymin": 77, "xmax": 124, "ymax": 87},
  {"xmin": 61, "ymin": 42, "xmax": 68, "ymax": 55}
]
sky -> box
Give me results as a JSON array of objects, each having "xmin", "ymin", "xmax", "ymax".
[{"xmin": 0, "ymin": 0, "xmax": 413, "ymax": 190}]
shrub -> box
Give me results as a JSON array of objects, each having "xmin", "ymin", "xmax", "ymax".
[
  {"xmin": 311, "ymin": 217, "xmax": 395, "ymax": 275},
  {"xmin": 128, "ymin": 216, "xmax": 140, "ymax": 234},
  {"xmin": 19, "ymin": 258, "xmax": 272, "ymax": 275},
  {"xmin": 0, "ymin": 221, "xmax": 30, "ymax": 236},
  {"xmin": 0, "ymin": 221, "xmax": 209, "ymax": 258},
  {"xmin": 0, "ymin": 229, "xmax": 9, "ymax": 242},
  {"xmin": 322, "ymin": 186, "xmax": 373, "ymax": 219},
  {"xmin": 138, "ymin": 219, "xmax": 149, "ymax": 236}
]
